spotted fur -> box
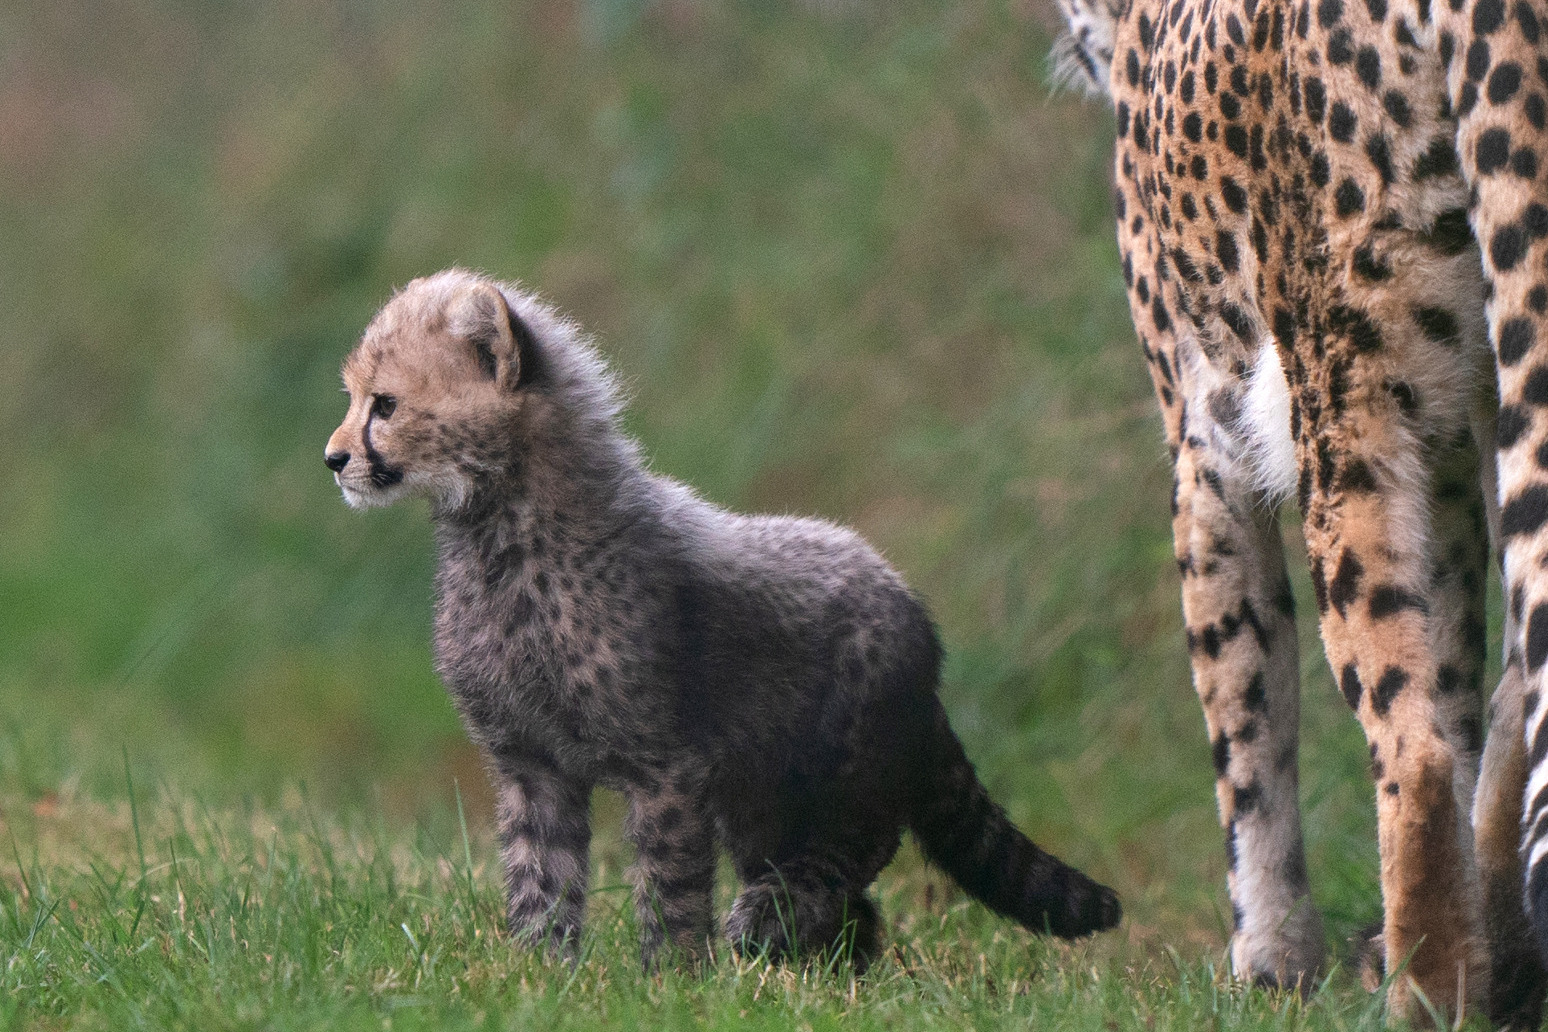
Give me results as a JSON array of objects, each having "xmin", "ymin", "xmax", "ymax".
[
  {"xmin": 324, "ymin": 269, "xmax": 1121, "ymax": 968},
  {"xmin": 1058, "ymin": 0, "xmax": 1548, "ymax": 1020}
]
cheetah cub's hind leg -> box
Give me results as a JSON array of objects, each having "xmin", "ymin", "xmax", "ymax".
[
  {"xmin": 725, "ymin": 855, "xmax": 885, "ymax": 971},
  {"xmin": 625, "ymin": 763, "xmax": 718, "ymax": 968},
  {"xmin": 1164, "ymin": 347, "xmax": 1326, "ymax": 990}
]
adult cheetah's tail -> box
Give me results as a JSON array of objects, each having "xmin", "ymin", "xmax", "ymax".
[{"xmin": 908, "ymin": 698, "xmax": 1121, "ymax": 938}]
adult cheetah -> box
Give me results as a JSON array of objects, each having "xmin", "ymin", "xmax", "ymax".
[{"xmin": 1058, "ymin": 0, "xmax": 1548, "ymax": 1020}]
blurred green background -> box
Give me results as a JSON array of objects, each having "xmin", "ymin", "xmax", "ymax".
[{"xmin": 0, "ymin": 0, "xmax": 1391, "ymax": 952}]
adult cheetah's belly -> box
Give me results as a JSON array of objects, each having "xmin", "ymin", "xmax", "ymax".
[{"xmin": 1113, "ymin": 0, "xmax": 1489, "ymax": 490}]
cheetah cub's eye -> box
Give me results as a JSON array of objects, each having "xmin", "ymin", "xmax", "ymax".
[{"xmin": 371, "ymin": 395, "xmax": 397, "ymax": 419}]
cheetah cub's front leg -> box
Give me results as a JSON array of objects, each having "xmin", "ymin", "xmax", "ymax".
[{"xmin": 492, "ymin": 758, "xmax": 594, "ymax": 954}]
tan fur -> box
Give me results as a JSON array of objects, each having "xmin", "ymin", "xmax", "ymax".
[
  {"xmin": 327, "ymin": 272, "xmax": 529, "ymax": 512},
  {"xmin": 1056, "ymin": 0, "xmax": 1548, "ymax": 1019}
]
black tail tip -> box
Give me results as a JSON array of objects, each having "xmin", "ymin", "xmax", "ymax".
[{"xmin": 1044, "ymin": 878, "xmax": 1122, "ymax": 939}]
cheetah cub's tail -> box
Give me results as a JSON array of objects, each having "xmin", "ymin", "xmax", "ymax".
[{"xmin": 909, "ymin": 698, "xmax": 1122, "ymax": 938}]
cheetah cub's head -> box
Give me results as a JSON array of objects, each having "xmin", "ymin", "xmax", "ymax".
[{"xmin": 325, "ymin": 269, "xmax": 540, "ymax": 512}]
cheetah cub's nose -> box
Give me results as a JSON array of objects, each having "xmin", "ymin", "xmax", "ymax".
[{"xmin": 324, "ymin": 451, "xmax": 350, "ymax": 473}]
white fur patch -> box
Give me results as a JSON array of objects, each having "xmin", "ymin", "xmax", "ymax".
[{"xmin": 1241, "ymin": 342, "xmax": 1297, "ymax": 502}]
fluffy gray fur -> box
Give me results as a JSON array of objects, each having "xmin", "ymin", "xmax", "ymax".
[{"xmin": 326, "ymin": 269, "xmax": 1121, "ymax": 967}]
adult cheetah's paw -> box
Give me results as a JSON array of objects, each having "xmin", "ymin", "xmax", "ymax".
[{"xmin": 1231, "ymin": 897, "xmax": 1325, "ymax": 995}]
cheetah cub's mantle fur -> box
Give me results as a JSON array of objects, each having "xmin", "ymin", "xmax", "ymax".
[
  {"xmin": 325, "ymin": 269, "xmax": 1121, "ymax": 966},
  {"xmin": 1059, "ymin": 0, "xmax": 1548, "ymax": 1019}
]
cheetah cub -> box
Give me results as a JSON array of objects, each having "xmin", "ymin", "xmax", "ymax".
[{"xmin": 324, "ymin": 269, "xmax": 1121, "ymax": 967}]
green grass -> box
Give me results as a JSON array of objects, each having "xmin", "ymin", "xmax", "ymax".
[
  {"xmin": 0, "ymin": 0, "xmax": 1467, "ymax": 1026},
  {"xmin": 3, "ymin": 773, "xmax": 1401, "ymax": 1031}
]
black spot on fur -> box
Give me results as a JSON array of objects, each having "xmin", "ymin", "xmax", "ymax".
[
  {"xmin": 1529, "ymin": 604, "xmax": 1548, "ymax": 670},
  {"xmin": 1386, "ymin": 379, "xmax": 1418, "ymax": 415},
  {"xmin": 1326, "ymin": 28, "xmax": 1353, "ymax": 63},
  {"xmin": 1335, "ymin": 179, "xmax": 1366, "ymax": 217},
  {"xmin": 1520, "ymin": 0, "xmax": 1542, "ymax": 41},
  {"xmin": 1460, "ymin": 80, "xmax": 1479, "ymax": 115},
  {"xmin": 1216, "ymin": 231, "xmax": 1240, "ymax": 272},
  {"xmin": 1529, "ymin": 92, "xmax": 1548, "ymax": 129},
  {"xmin": 1500, "ymin": 317, "xmax": 1536, "ymax": 364},
  {"xmin": 1329, "ymin": 304, "xmax": 1382, "ymax": 351},
  {"xmin": 1233, "ymin": 780, "xmax": 1262, "ymax": 814},
  {"xmin": 1353, "ymin": 242, "xmax": 1391, "ymax": 280},
  {"xmin": 1426, "ymin": 208, "xmax": 1473, "ymax": 254},
  {"xmin": 1368, "ymin": 584, "xmax": 1428, "ymax": 619},
  {"xmin": 1500, "ymin": 405, "xmax": 1531, "ymax": 448},
  {"xmin": 1527, "ymin": 204, "xmax": 1548, "ymax": 239},
  {"xmin": 1413, "ymin": 306, "xmax": 1459, "ymax": 343},
  {"xmin": 1491, "ymin": 62, "xmax": 1524, "ymax": 104},
  {"xmin": 1371, "ymin": 667, "xmax": 1409, "ymax": 715},
  {"xmin": 1524, "ymin": 365, "xmax": 1548, "ymax": 405},
  {"xmin": 1305, "ymin": 78, "xmax": 1328, "ymax": 124},
  {"xmin": 1413, "ymin": 137, "xmax": 1459, "ymax": 179},
  {"xmin": 1475, "ymin": 0, "xmax": 1505, "ymax": 33},
  {"xmin": 1221, "ymin": 302, "xmax": 1254, "ymax": 340},
  {"xmin": 1468, "ymin": 39, "xmax": 1492, "ymax": 81},
  {"xmin": 1310, "ymin": 151, "xmax": 1332, "ymax": 187},
  {"xmin": 1329, "ymin": 102, "xmax": 1357, "ymax": 141},
  {"xmin": 1381, "ymin": 90, "xmax": 1411, "ymax": 126},
  {"xmin": 1436, "ymin": 665, "xmax": 1463, "ymax": 695},
  {"xmin": 1503, "ymin": 486, "xmax": 1548, "ymax": 537},
  {"xmin": 1339, "ymin": 458, "xmax": 1378, "ymax": 492},
  {"xmin": 1329, "ymin": 551, "xmax": 1364, "ymax": 617},
  {"xmin": 1513, "ymin": 148, "xmax": 1539, "ymax": 179},
  {"xmin": 1273, "ymin": 307, "xmax": 1297, "ymax": 345},
  {"xmin": 1365, "ymin": 134, "xmax": 1394, "ymax": 183},
  {"xmin": 1356, "ymin": 46, "xmax": 1381, "ymax": 88},
  {"xmin": 1493, "ymin": 223, "xmax": 1528, "ymax": 271},
  {"xmin": 1245, "ymin": 671, "xmax": 1268, "ymax": 710},
  {"xmin": 1478, "ymin": 127, "xmax": 1513, "ymax": 173},
  {"xmin": 1225, "ymin": 124, "xmax": 1249, "ymax": 157},
  {"xmin": 1340, "ymin": 663, "xmax": 1363, "ymax": 709}
]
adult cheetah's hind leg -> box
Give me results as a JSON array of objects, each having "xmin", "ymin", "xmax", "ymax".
[
  {"xmin": 1441, "ymin": 0, "xmax": 1548, "ymax": 1017},
  {"xmin": 1117, "ymin": 208, "xmax": 1323, "ymax": 984},
  {"xmin": 1166, "ymin": 372, "xmax": 1326, "ymax": 990},
  {"xmin": 1471, "ymin": 410, "xmax": 1547, "ymax": 1028},
  {"xmin": 1294, "ymin": 402, "xmax": 1489, "ymax": 1019}
]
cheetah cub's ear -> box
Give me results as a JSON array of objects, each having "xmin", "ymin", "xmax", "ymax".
[{"xmin": 447, "ymin": 282, "xmax": 534, "ymax": 391}]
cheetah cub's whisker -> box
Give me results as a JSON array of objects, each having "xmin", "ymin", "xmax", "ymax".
[{"xmin": 324, "ymin": 268, "xmax": 1121, "ymax": 968}]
